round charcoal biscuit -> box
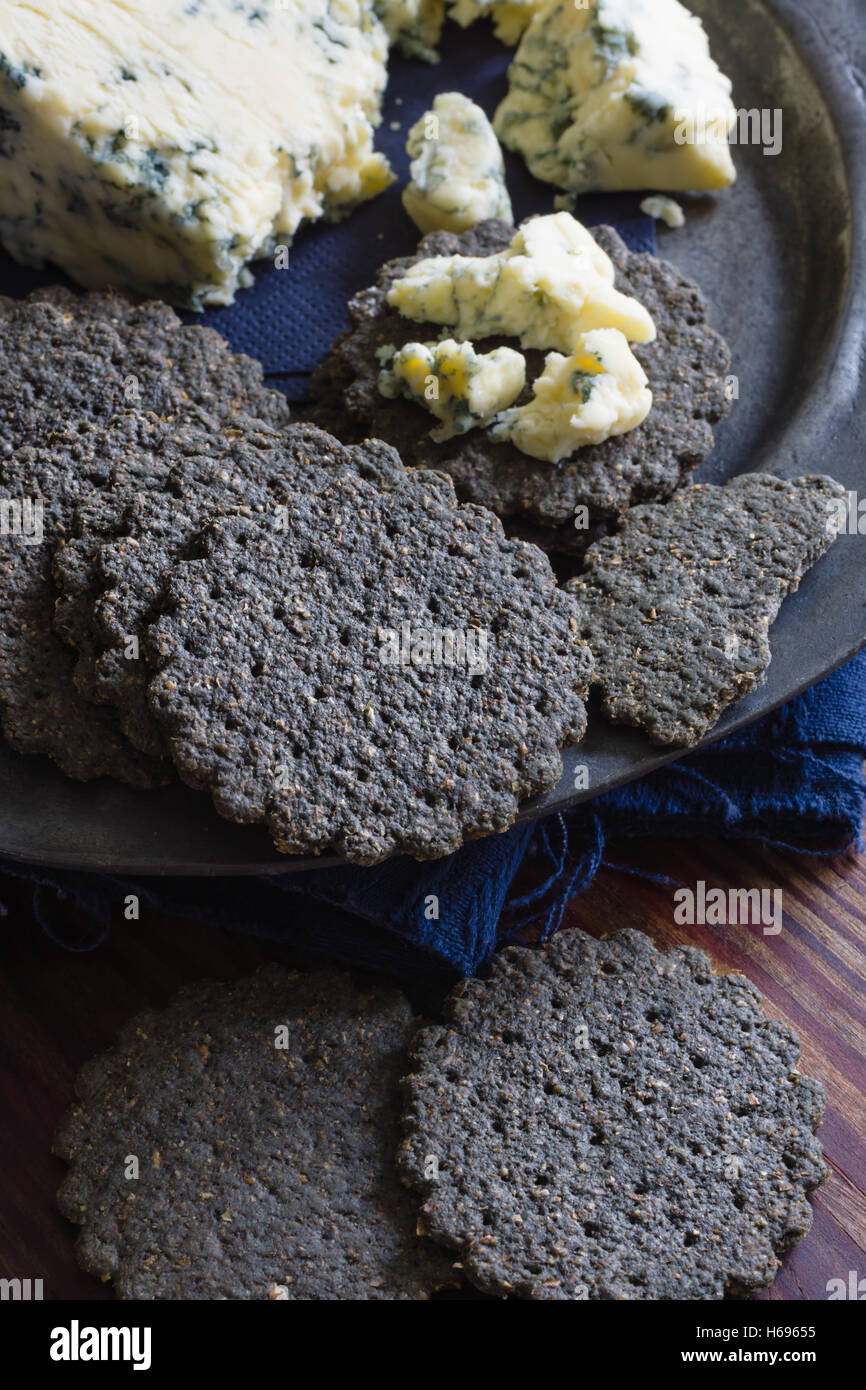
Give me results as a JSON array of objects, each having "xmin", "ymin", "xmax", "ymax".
[
  {"xmin": 569, "ymin": 473, "xmax": 846, "ymax": 747},
  {"xmin": 62, "ymin": 425, "xmax": 408, "ymax": 758},
  {"xmin": 398, "ymin": 928, "xmax": 827, "ymax": 1301},
  {"xmin": 0, "ymin": 288, "xmax": 289, "ymax": 460},
  {"xmin": 0, "ymin": 286, "xmax": 288, "ymax": 782},
  {"xmin": 146, "ymin": 468, "xmax": 593, "ymax": 864},
  {"xmin": 304, "ymin": 221, "xmax": 732, "ymax": 530},
  {"xmin": 54, "ymin": 967, "xmax": 456, "ymax": 1300}
]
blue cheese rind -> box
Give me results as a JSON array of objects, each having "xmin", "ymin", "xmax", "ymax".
[
  {"xmin": 378, "ymin": 338, "xmax": 526, "ymax": 441},
  {"xmin": 490, "ymin": 328, "xmax": 651, "ymax": 462},
  {"xmin": 0, "ymin": 0, "xmax": 394, "ymax": 308},
  {"xmin": 494, "ymin": 0, "xmax": 737, "ymax": 194},
  {"xmin": 402, "ymin": 92, "xmax": 512, "ymax": 235}
]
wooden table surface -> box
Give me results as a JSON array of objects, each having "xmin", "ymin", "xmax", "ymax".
[{"xmin": 1, "ymin": 834, "xmax": 864, "ymax": 1302}]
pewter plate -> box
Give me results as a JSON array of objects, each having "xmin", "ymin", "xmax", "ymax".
[{"xmin": 0, "ymin": 0, "xmax": 864, "ymax": 874}]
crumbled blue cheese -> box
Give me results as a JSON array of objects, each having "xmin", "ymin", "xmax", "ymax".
[
  {"xmin": 375, "ymin": 0, "xmax": 445, "ymax": 61},
  {"xmin": 640, "ymin": 195, "xmax": 686, "ymax": 229},
  {"xmin": 490, "ymin": 328, "xmax": 651, "ymax": 462},
  {"xmin": 448, "ymin": 0, "xmax": 544, "ymax": 46},
  {"xmin": 494, "ymin": 0, "xmax": 737, "ymax": 194},
  {"xmin": 402, "ymin": 92, "xmax": 512, "ymax": 235},
  {"xmin": 0, "ymin": 0, "xmax": 394, "ymax": 308},
  {"xmin": 387, "ymin": 211, "xmax": 656, "ymax": 352},
  {"xmin": 378, "ymin": 339, "xmax": 526, "ymax": 441}
]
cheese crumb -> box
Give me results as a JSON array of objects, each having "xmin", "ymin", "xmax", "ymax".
[
  {"xmin": 379, "ymin": 339, "xmax": 526, "ymax": 441},
  {"xmin": 376, "ymin": 0, "xmax": 446, "ymax": 61},
  {"xmin": 448, "ymin": 0, "xmax": 543, "ymax": 46},
  {"xmin": 641, "ymin": 196, "xmax": 686, "ymax": 229},
  {"xmin": 388, "ymin": 211, "xmax": 656, "ymax": 352},
  {"xmin": 490, "ymin": 328, "xmax": 651, "ymax": 462},
  {"xmin": 403, "ymin": 92, "xmax": 512, "ymax": 235}
]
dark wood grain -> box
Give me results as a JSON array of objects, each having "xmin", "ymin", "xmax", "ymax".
[{"xmin": 0, "ymin": 837, "xmax": 863, "ymax": 1302}]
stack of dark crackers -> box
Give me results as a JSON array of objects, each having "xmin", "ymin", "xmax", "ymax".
[
  {"xmin": 1, "ymin": 287, "xmax": 596, "ymax": 863},
  {"xmin": 0, "ymin": 227, "xmax": 844, "ymax": 865}
]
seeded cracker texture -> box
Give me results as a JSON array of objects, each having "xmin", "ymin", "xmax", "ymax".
[
  {"xmin": 54, "ymin": 966, "xmax": 455, "ymax": 1300},
  {"xmin": 146, "ymin": 468, "xmax": 593, "ymax": 863},
  {"xmin": 398, "ymin": 928, "xmax": 827, "ymax": 1301},
  {"xmin": 0, "ymin": 286, "xmax": 288, "ymax": 784},
  {"xmin": 56, "ymin": 424, "xmax": 407, "ymax": 760},
  {"xmin": 303, "ymin": 221, "xmax": 731, "ymax": 537},
  {"xmin": 568, "ymin": 473, "xmax": 845, "ymax": 747}
]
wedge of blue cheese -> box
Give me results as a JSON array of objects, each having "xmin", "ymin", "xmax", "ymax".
[
  {"xmin": 494, "ymin": 0, "xmax": 737, "ymax": 194},
  {"xmin": 387, "ymin": 212, "xmax": 655, "ymax": 352},
  {"xmin": 490, "ymin": 328, "xmax": 651, "ymax": 462},
  {"xmin": 378, "ymin": 339, "xmax": 525, "ymax": 441},
  {"xmin": 0, "ymin": 0, "xmax": 394, "ymax": 308},
  {"xmin": 402, "ymin": 93, "xmax": 513, "ymax": 235}
]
